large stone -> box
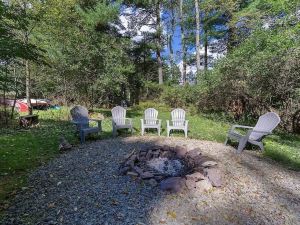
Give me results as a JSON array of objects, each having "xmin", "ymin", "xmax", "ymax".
[
  {"xmin": 58, "ymin": 136, "xmax": 72, "ymax": 152},
  {"xmin": 202, "ymin": 160, "xmax": 218, "ymax": 168},
  {"xmin": 186, "ymin": 172, "xmax": 205, "ymax": 182},
  {"xmin": 193, "ymin": 166, "xmax": 205, "ymax": 174},
  {"xmin": 162, "ymin": 145, "xmax": 171, "ymax": 151},
  {"xmin": 186, "ymin": 148, "xmax": 201, "ymax": 158},
  {"xmin": 127, "ymin": 171, "xmax": 139, "ymax": 177},
  {"xmin": 160, "ymin": 177, "xmax": 186, "ymax": 193},
  {"xmin": 194, "ymin": 156, "xmax": 214, "ymax": 167},
  {"xmin": 185, "ymin": 179, "xmax": 196, "ymax": 190},
  {"xmin": 141, "ymin": 171, "xmax": 154, "ymax": 179},
  {"xmin": 195, "ymin": 178, "xmax": 213, "ymax": 192},
  {"xmin": 148, "ymin": 179, "xmax": 158, "ymax": 187},
  {"xmin": 119, "ymin": 166, "xmax": 130, "ymax": 175},
  {"xmin": 192, "ymin": 155, "xmax": 204, "ymax": 166},
  {"xmin": 174, "ymin": 146, "xmax": 187, "ymax": 158},
  {"xmin": 133, "ymin": 166, "xmax": 144, "ymax": 175},
  {"xmin": 205, "ymin": 168, "xmax": 222, "ymax": 187},
  {"xmin": 146, "ymin": 150, "xmax": 153, "ymax": 160}
]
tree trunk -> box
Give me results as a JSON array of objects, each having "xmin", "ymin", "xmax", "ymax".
[
  {"xmin": 156, "ymin": 0, "xmax": 163, "ymax": 85},
  {"xmin": 11, "ymin": 66, "xmax": 18, "ymax": 119},
  {"xmin": 195, "ymin": 0, "xmax": 201, "ymax": 75},
  {"xmin": 169, "ymin": 5, "xmax": 175, "ymax": 79},
  {"xmin": 25, "ymin": 60, "xmax": 33, "ymax": 115},
  {"xmin": 179, "ymin": 0, "xmax": 187, "ymax": 84},
  {"xmin": 204, "ymin": 32, "xmax": 208, "ymax": 71}
]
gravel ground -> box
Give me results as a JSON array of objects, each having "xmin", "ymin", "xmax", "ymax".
[{"xmin": 1, "ymin": 137, "xmax": 300, "ymax": 225}]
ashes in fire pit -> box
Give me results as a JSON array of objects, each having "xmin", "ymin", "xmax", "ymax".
[
  {"xmin": 147, "ymin": 157, "xmax": 184, "ymax": 177},
  {"xmin": 119, "ymin": 145, "xmax": 223, "ymax": 193}
]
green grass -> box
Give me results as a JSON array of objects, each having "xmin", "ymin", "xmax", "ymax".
[{"xmin": 1, "ymin": 103, "xmax": 300, "ymax": 211}]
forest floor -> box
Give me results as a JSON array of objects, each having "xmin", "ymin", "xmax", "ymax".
[
  {"xmin": 1, "ymin": 104, "xmax": 300, "ymax": 217},
  {"xmin": 1, "ymin": 137, "xmax": 299, "ymax": 225}
]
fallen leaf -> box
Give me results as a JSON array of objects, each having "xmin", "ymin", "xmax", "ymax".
[{"xmin": 167, "ymin": 211, "xmax": 177, "ymax": 219}]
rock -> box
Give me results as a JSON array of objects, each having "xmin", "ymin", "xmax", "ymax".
[
  {"xmin": 148, "ymin": 179, "xmax": 158, "ymax": 187},
  {"xmin": 195, "ymin": 178, "xmax": 213, "ymax": 192},
  {"xmin": 141, "ymin": 171, "xmax": 154, "ymax": 179},
  {"xmin": 202, "ymin": 161, "xmax": 218, "ymax": 168},
  {"xmin": 146, "ymin": 150, "xmax": 153, "ymax": 160},
  {"xmin": 186, "ymin": 172, "xmax": 205, "ymax": 181},
  {"xmin": 152, "ymin": 151, "xmax": 160, "ymax": 158},
  {"xmin": 190, "ymin": 155, "xmax": 202, "ymax": 166},
  {"xmin": 160, "ymin": 177, "xmax": 186, "ymax": 193},
  {"xmin": 186, "ymin": 148, "xmax": 201, "ymax": 158},
  {"xmin": 193, "ymin": 166, "xmax": 205, "ymax": 174},
  {"xmin": 174, "ymin": 146, "xmax": 187, "ymax": 158},
  {"xmin": 133, "ymin": 166, "xmax": 144, "ymax": 175},
  {"xmin": 119, "ymin": 166, "xmax": 130, "ymax": 175},
  {"xmin": 127, "ymin": 171, "xmax": 139, "ymax": 177},
  {"xmin": 185, "ymin": 179, "xmax": 196, "ymax": 190},
  {"xmin": 193, "ymin": 156, "xmax": 213, "ymax": 167},
  {"xmin": 154, "ymin": 175, "xmax": 164, "ymax": 181},
  {"xmin": 205, "ymin": 168, "xmax": 222, "ymax": 187},
  {"xmin": 58, "ymin": 136, "xmax": 72, "ymax": 152},
  {"xmin": 162, "ymin": 145, "xmax": 170, "ymax": 151}
]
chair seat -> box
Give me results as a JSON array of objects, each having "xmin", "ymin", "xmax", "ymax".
[
  {"xmin": 115, "ymin": 124, "xmax": 132, "ymax": 129},
  {"xmin": 143, "ymin": 124, "xmax": 160, "ymax": 128},
  {"xmin": 168, "ymin": 125, "xmax": 185, "ymax": 130},
  {"xmin": 228, "ymin": 131, "xmax": 258, "ymax": 141},
  {"xmin": 81, "ymin": 127, "xmax": 100, "ymax": 134}
]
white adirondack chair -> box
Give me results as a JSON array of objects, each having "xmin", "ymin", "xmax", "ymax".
[
  {"xmin": 225, "ymin": 112, "xmax": 281, "ymax": 153},
  {"xmin": 140, "ymin": 108, "xmax": 161, "ymax": 136},
  {"xmin": 111, "ymin": 106, "xmax": 133, "ymax": 137},
  {"xmin": 70, "ymin": 105, "xmax": 102, "ymax": 144},
  {"xmin": 167, "ymin": 108, "xmax": 188, "ymax": 138}
]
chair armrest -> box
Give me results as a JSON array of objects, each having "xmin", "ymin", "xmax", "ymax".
[
  {"xmin": 252, "ymin": 130, "xmax": 272, "ymax": 135},
  {"xmin": 229, "ymin": 125, "xmax": 253, "ymax": 133},
  {"xmin": 232, "ymin": 125, "xmax": 254, "ymax": 129},
  {"xmin": 158, "ymin": 119, "xmax": 162, "ymax": 125},
  {"xmin": 166, "ymin": 120, "xmax": 170, "ymax": 127},
  {"xmin": 89, "ymin": 119, "xmax": 102, "ymax": 131},
  {"xmin": 185, "ymin": 120, "xmax": 189, "ymax": 127},
  {"xmin": 89, "ymin": 118, "xmax": 102, "ymax": 122}
]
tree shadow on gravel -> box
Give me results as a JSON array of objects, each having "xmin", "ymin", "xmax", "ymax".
[{"xmin": 1, "ymin": 137, "xmax": 291, "ymax": 225}]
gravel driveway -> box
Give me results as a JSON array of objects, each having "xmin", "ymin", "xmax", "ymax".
[{"xmin": 1, "ymin": 137, "xmax": 299, "ymax": 225}]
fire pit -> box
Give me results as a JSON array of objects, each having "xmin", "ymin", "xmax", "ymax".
[{"xmin": 119, "ymin": 145, "xmax": 223, "ymax": 193}]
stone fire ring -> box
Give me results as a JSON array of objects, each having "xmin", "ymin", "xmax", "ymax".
[{"xmin": 119, "ymin": 145, "xmax": 223, "ymax": 193}]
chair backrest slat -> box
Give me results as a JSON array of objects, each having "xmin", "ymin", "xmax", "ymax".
[
  {"xmin": 250, "ymin": 112, "xmax": 281, "ymax": 140},
  {"xmin": 70, "ymin": 105, "xmax": 89, "ymax": 129},
  {"xmin": 112, "ymin": 106, "xmax": 126, "ymax": 125},
  {"xmin": 171, "ymin": 108, "xmax": 186, "ymax": 126},
  {"xmin": 144, "ymin": 108, "xmax": 158, "ymax": 125},
  {"xmin": 70, "ymin": 106, "xmax": 89, "ymax": 123}
]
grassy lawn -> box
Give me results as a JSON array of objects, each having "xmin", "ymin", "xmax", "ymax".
[{"xmin": 1, "ymin": 103, "xmax": 300, "ymax": 210}]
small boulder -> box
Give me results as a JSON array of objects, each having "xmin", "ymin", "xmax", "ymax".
[
  {"xmin": 162, "ymin": 145, "xmax": 170, "ymax": 151},
  {"xmin": 133, "ymin": 166, "xmax": 144, "ymax": 175},
  {"xmin": 59, "ymin": 136, "xmax": 72, "ymax": 152},
  {"xmin": 119, "ymin": 166, "xmax": 130, "ymax": 175},
  {"xmin": 202, "ymin": 161, "xmax": 218, "ymax": 168},
  {"xmin": 185, "ymin": 179, "xmax": 196, "ymax": 190},
  {"xmin": 205, "ymin": 168, "xmax": 222, "ymax": 187},
  {"xmin": 127, "ymin": 171, "xmax": 139, "ymax": 177},
  {"xmin": 141, "ymin": 171, "xmax": 154, "ymax": 179},
  {"xmin": 174, "ymin": 146, "xmax": 187, "ymax": 158},
  {"xmin": 160, "ymin": 177, "xmax": 186, "ymax": 193},
  {"xmin": 195, "ymin": 178, "xmax": 213, "ymax": 192},
  {"xmin": 186, "ymin": 148, "xmax": 201, "ymax": 158},
  {"xmin": 186, "ymin": 172, "xmax": 205, "ymax": 182},
  {"xmin": 148, "ymin": 179, "xmax": 158, "ymax": 187}
]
